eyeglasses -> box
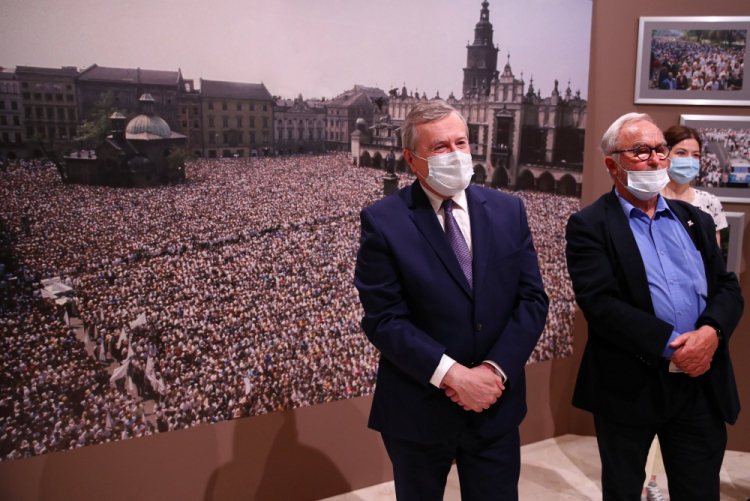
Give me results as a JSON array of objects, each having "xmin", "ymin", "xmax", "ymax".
[{"xmin": 610, "ymin": 144, "xmax": 672, "ymax": 161}]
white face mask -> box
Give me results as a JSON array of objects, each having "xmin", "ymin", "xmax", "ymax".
[
  {"xmin": 614, "ymin": 161, "xmax": 669, "ymax": 201},
  {"xmin": 413, "ymin": 150, "xmax": 474, "ymax": 197}
]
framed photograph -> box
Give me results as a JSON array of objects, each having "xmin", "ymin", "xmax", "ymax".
[
  {"xmin": 635, "ymin": 16, "xmax": 750, "ymax": 106},
  {"xmin": 679, "ymin": 114, "xmax": 750, "ymax": 202},
  {"xmin": 722, "ymin": 212, "xmax": 745, "ymax": 274}
]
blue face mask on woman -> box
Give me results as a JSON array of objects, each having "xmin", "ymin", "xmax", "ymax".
[{"xmin": 668, "ymin": 157, "xmax": 700, "ymax": 184}]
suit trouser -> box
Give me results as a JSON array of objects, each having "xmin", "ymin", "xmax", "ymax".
[
  {"xmin": 594, "ymin": 373, "xmax": 726, "ymax": 501},
  {"xmin": 382, "ymin": 426, "xmax": 520, "ymax": 501}
]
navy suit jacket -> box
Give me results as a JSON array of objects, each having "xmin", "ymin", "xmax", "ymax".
[
  {"xmin": 354, "ymin": 181, "xmax": 549, "ymax": 444},
  {"xmin": 565, "ymin": 189, "xmax": 743, "ymax": 424}
]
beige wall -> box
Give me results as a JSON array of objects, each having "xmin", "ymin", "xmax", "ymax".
[{"xmin": 2, "ymin": 0, "xmax": 749, "ymax": 499}]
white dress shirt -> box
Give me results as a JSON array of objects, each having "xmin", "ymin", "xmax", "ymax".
[{"xmin": 421, "ymin": 186, "xmax": 508, "ymax": 387}]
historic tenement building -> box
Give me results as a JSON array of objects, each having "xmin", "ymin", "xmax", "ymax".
[
  {"xmin": 274, "ymin": 94, "xmax": 326, "ymax": 154},
  {"xmin": 177, "ymin": 79, "xmax": 202, "ymax": 157},
  {"xmin": 199, "ymin": 79, "xmax": 274, "ymax": 158},
  {"xmin": 353, "ymin": 1, "xmax": 586, "ymax": 196},
  {"xmin": 0, "ymin": 70, "xmax": 25, "ymax": 161},
  {"xmin": 76, "ymin": 65, "xmax": 190, "ymax": 130},
  {"xmin": 325, "ymin": 85, "xmax": 389, "ymax": 152},
  {"xmin": 15, "ymin": 66, "xmax": 80, "ymax": 156}
]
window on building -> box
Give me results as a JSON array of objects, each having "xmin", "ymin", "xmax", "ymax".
[
  {"xmin": 182, "ymin": 120, "xmax": 188, "ymax": 128},
  {"xmin": 223, "ymin": 149, "xmax": 231, "ymax": 157},
  {"xmin": 236, "ymin": 103, "xmax": 242, "ymax": 111},
  {"xmin": 250, "ymin": 104, "xmax": 255, "ymax": 111},
  {"xmin": 287, "ymin": 129, "xmax": 292, "ymax": 140},
  {"xmin": 0, "ymin": 101, "xmax": 4, "ymax": 110},
  {"xmin": 46, "ymin": 107, "xmax": 54, "ymax": 119},
  {"xmin": 45, "ymin": 93, "xmax": 52, "ymax": 101},
  {"xmin": 193, "ymin": 107, "xmax": 198, "ymax": 115},
  {"xmin": 222, "ymin": 102, "xmax": 228, "ymax": 111},
  {"xmin": 167, "ymin": 98, "xmax": 172, "ymax": 104},
  {"xmin": 263, "ymin": 105, "xmax": 267, "ymax": 111},
  {"xmin": 0, "ymin": 116, "xmax": 6, "ymax": 126},
  {"xmin": 223, "ymin": 117, "xmax": 228, "ymax": 128},
  {"xmin": 237, "ymin": 149, "xmax": 244, "ymax": 157},
  {"xmin": 34, "ymin": 93, "xmax": 41, "ymax": 100},
  {"xmin": 223, "ymin": 132, "xmax": 228, "ymax": 143},
  {"xmin": 48, "ymin": 126, "xmax": 56, "ymax": 137},
  {"xmin": 13, "ymin": 116, "xmax": 20, "ymax": 126},
  {"xmin": 182, "ymin": 107, "xmax": 187, "ymax": 114},
  {"xmin": 249, "ymin": 131, "xmax": 255, "ymax": 143},
  {"xmin": 263, "ymin": 132, "xmax": 269, "ymax": 142},
  {"xmin": 66, "ymin": 94, "xmax": 74, "ymax": 102},
  {"xmin": 11, "ymin": 101, "xmax": 18, "ymax": 110},
  {"xmin": 208, "ymin": 117, "xmax": 215, "ymax": 127},
  {"xmin": 209, "ymin": 133, "xmax": 216, "ymax": 144},
  {"xmin": 263, "ymin": 117, "xmax": 268, "ymax": 128},
  {"xmin": 194, "ymin": 120, "xmax": 199, "ymax": 128},
  {"xmin": 238, "ymin": 132, "xmax": 243, "ymax": 144},
  {"xmin": 22, "ymin": 82, "xmax": 28, "ymax": 88},
  {"xmin": 27, "ymin": 126, "xmax": 34, "ymax": 136},
  {"xmin": 66, "ymin": 85, "xmax": 72, "ymax": 91},
  {"xmin": 57, "ymin": 108, "xmax": 65, "ymax": 120},
  {"xmin": 35, "ymin": 107, "xmax": 43, "ymax": 118},
  {"xmin": 2, "ymin": 132, "xmax": 8, "ymax": 143},
  {"xmin": 15, "ymin": 133, "xmax": 21, "ymax": 143},
  {"xmin": 68, "ymin": 126, "xmax": 76, "ymax": 138},
  {"xmin": 208, "ymin": 102, "xmax": 214, "ymax": 110},
  {"xmin": 22, "ymin": 92, "xmax": 30, "ymax": 100},
  {"xmin": 56, "ymin": 94, "xmax": 63, "ymax": 102},
  {"xmin": 68, "ymin": 109, "xmax": 75, "ymax": 120},
  {"xmin": 249, "ymin": 117, "xmax": 255, "ymax": 128},
  {"xmin": 237, "ymin": 117, "xmax": 242, "ymax": 127}
]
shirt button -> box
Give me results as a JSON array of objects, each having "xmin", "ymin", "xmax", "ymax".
[
  {"xmin": 476, "ymin": 323, "xmax": 482, "ymax": 331},
  {"xmin": 661, "ymin": 251, "xmax": 665, "ymax": 255}
]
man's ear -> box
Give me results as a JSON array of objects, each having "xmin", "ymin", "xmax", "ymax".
[{"xmin": 403, "ymin": 149, "xmax": 418, "ymax": 174}]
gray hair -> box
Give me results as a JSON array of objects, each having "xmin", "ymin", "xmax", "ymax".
[
  {"xmin": 600, "ymin": 112, "xmax": 657, "ymax": 158},
  {"xmin": 401, "ymin": 100, "xmax": 468, "ymax": 154}
]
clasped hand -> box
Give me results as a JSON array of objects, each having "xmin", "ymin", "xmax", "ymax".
[
  {"xmin": 440, "ymin": 363, "xmax": 505, "ymax": 412},
  {"xmin": 669, "ymin": 325, "xmax": 719, "ymax": 377}
]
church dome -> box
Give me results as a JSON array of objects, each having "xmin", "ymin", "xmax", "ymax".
[{"xmin": 126, "ymin": 114, "xmax": 172, "ymax": 138}]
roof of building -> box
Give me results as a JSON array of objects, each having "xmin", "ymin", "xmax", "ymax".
[
  {"xmin": 77, "ymin": 64, "xmax": 180, "ymax": 86},
  {"xmin": 0, "ymin": 70, "xmax": 17, "ymax": 81},
  {"xmin": 200, "ymin": 79, "xmax": 273, "ymax": 100},
  {"xmin": 15, "ymin": 66, "xmax": 79, "ymax": 77},
  {"xmin": 350, "ymin": 84, "xmax": 389, "ymax": 100},
  {"xmin": 327, "ymin": 91, "xmax": 373, "ymax": 108},
  {"xmin": 126, "ymin": 114, "xmax": 172, "ymax": 139}
]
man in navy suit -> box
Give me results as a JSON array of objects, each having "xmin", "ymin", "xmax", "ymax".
[
  {"xmin": 565, "ymin": 112, "xmax": 743, "ymax": 501},
  {"xmin": 354, "ymin": 100, "xmax": 549, "ymax": 500}
]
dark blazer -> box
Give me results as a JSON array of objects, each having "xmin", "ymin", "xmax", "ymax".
[
  {"xmin": 354, "ymin": 181, "xmax": 549, "ymax": 445},
  {"xmin": 565, "ymin": 189, "xmax": 743, "ymax": 425}
]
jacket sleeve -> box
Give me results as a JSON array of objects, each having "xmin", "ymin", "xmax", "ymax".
[
  {"xmin": 565, "ymin": 210, "xmax": 674, "ymax": 365},
  {"xmin": 485, "ymin": 198, "xmax": 549, "ymax": 383},
  {"xmin": 353, "ymin": 206, "xmax": 446, "ymax": 386}
]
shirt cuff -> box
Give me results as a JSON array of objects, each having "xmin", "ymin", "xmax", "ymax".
[
  {"xmin": 429, "ymin": 354, "xmax": 456, "ymax": 387},
  {"xmin": 482, "ymin": 360, "xmax": 508, "ymax": 383},
  {"xmin": 662, "ymin": 330, "xmax": 681, "ymax": 358}
]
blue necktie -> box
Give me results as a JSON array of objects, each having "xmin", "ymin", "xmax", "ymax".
[{"xmin": 441, "ymin": 199, "xmax": 473, "ymax": 289}]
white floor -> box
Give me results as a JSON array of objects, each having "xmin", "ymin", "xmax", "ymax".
[{"xmin": 320, "ymin": 434, "xmax": 750, "ymax": 501}]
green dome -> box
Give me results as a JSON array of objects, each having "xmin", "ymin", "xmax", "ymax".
[{"xmin": 126, "ymin": 114, "xmax": 172, "ymax": 138}]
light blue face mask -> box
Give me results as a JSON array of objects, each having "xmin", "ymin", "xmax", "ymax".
[{"xmin": 668, "ymin": 157, "xmax": 700, "ymax": 184}]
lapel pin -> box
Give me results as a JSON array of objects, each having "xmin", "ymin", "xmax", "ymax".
[{"xmin": 688, "ymin": 220, "xmax": 694, "ymax": 227}]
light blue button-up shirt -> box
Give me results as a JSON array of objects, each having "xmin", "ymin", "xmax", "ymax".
[{"xmin": 616, "ymin": 192, "xmax": 708, "ymax": 357}]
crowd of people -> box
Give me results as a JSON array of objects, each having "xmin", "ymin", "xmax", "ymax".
[
  {"xmin": 694, "ymin": 128, "xmax": 750, "ymax": 187},
  {"xmin": 649, "ymin": 37, "xmax": 744, "ymax": 91},
  {"xmin": 0, "ymin": 154, "xmax": 578, "ymax": 461}
]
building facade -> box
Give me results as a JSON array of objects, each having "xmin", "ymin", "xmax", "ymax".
[
  {"xmin": 76, "ymin": 65, "xmax": 190, "ymax": 131},
  {"xmin": 0, "ymin": 70, "xmax": 25, "ymax": 161},
  {"xmin": 199, "ymin": 79, "xmax": 274, "ymax": 158},
  {"xmin": 274, "ymin": 95, "xmax": 326, "ymax": 154},
  {"xmin": 15, "ymin": 66, "xmax": 80, "ymax": 157},
  {"xmin": 353, "ymin": 1, "xmax": 587, "ymax": 196}
]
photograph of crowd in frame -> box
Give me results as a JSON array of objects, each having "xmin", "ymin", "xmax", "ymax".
[
  {"xmin": 634, "ymin": 16, "xmax": 750, "ymax": 106},
  {"xmin": 0, "ymin": 0, "xmax": 593, "ymax": 462},
  {"xmin": 679, "ymin": 114, "xmax": 750, "ymax": 198}
]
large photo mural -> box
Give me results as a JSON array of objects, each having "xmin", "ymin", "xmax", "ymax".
[{"xmin": 0, "ymin": 0, "xmax": 593, "ymax": 461}]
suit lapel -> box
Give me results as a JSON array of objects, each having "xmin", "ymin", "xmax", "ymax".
[
  {"xmin": 467, "ymin": 186, "xmax": 490, "ymax": 294},
  {"xmin": 408, "ymin": 181, "xmax": 473, "ymax": 298},
  {"xmin": 604, "ymin": 190, "xmax": 655, "ymax": 314}
]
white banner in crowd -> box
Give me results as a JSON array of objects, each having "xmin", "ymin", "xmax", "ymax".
[
  {"xmin": 116, "ymin": 329, "xmax": 127, "ymax": 349},
  {"xmin": 110, "ymin": 360, "xmax": 130, "ymax": 382},
  {"xmin": 129, "ymin": 312, "xmax": 147, "ymax": 329}
]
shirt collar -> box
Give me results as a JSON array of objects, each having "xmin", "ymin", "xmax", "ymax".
[
  {"xmin": 421, "ymin": 184, "xmax": 469, "ymax": 214},
  {"xmin": 615, "ymin": 190, "xmax": 672, "ymax": 219}
]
